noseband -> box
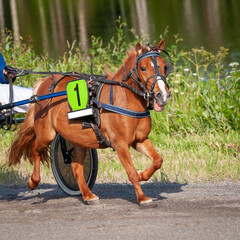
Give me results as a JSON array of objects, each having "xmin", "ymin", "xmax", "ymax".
[{"xmin": 127, "ymin": 48, "xmax": 173, "ymax": 102}]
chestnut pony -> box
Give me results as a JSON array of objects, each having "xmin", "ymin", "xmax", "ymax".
[{"xmin": 9, "ymin": 40, "xmax": 171, "ymax": 205}]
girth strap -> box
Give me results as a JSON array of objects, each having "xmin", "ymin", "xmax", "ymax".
[
  {"xmin": 92, "ymin": 99, "xmax": 150, "ymax": 118},
  {"xmin": 90, "ymin": 123, "xmax": 114, "ymax": 149}
]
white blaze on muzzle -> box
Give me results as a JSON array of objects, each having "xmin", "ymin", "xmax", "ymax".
[{"xmin": 157, "ymin": 77, "xmax": 168, "ymax": 102}]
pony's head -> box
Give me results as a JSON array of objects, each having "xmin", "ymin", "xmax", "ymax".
[{"xmin": 133, "ymin": 40, "xmax": 172, "ymax": 112}]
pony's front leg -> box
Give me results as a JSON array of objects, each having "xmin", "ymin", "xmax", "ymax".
[
  {"xmin": 115, "ymin": 143, "xmax": 152, "ymax": 204},
  {"xmin": 133, "ymin": 138, "xmax": 163, "ymax": 181},
  {"xmin": 71, "ymin": 146, "xmax": 99, "ymax": 203}
]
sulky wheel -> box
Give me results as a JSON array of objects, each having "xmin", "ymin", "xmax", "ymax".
[{"xmin": 51, "ymin": 134, "xmax": 98, "ymax": 196}]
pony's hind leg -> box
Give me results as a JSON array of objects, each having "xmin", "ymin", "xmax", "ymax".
[
  {"xmin": 27, "ymin": 144, "xmax": 41, "ymax": 190},
  {"xmin": 71, "ymin": 146, "xmax": 99, "ymax": 203},
  {"xmin": 133, "ymin": 139, "xmax": 163, "ymax": 181},
  {"xmin": 27, "ymin": 135, "xmax": 54, "ymax": 190}
]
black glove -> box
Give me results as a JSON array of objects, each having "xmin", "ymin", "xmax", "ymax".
[{"xmin": 3, "ymin": 65, "xmax": 17, "ymax": 83}]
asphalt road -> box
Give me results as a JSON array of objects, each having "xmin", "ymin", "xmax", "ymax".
[{"xmin": 0, "ymin": 182, "xmax": 239, "ymax": 240}]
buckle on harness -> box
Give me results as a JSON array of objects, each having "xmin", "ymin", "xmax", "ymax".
[{"xmin": 144, "ymin": 92, "xmax": 151, "ymax": 108}]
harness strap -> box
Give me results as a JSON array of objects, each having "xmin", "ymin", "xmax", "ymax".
[
  {"xmin": 92, "ymin": 99, "xmax": 150, "ymax": 118},
  {"xmin": 90, "ymin": 123, "xmax": 114, "ymax": 149},
  {"xmin": 110, "ymin": 78, "xmax": 114, "ymax": 105},
  {"xmin": 136, "ymin": 51, "xmax": 162, "ymax": 62},
  {"xmin": 95, "ymin": 78, "xmax": 146, "ymax": 98},
  {"xmin": 122, "ymin": 64, "xmax": 127, "ymax": 82}
]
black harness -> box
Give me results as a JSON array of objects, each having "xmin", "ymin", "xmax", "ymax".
[
  {"xmin": 101, "ymin": 47, "xmax": 173, "ymax": 112},
  {"xmin": 126, "ymin": 48, "xmax": 173, "ymax": 107}
]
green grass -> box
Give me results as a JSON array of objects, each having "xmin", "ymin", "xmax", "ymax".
[
  {"xmin": 1, "ymin": 130, "xmax": 239, "ymax": 185},
  {"xmin": 0, "ymin": 20, "xmax": 239, "ymax": 185}
]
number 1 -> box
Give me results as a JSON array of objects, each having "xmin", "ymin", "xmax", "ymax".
[{"xmin": 74, "ymin": 83, "xmax": 81, "ymax": 106}]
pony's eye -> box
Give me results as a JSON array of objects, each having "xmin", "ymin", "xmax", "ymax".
[{"xmin": 140, "ymin": 67, "xmax": 146, "ymax": 72}]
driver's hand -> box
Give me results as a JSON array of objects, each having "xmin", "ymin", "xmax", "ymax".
[{"xmin": 3, "ymin": 69, "xmax": 17, "ymax": 79}]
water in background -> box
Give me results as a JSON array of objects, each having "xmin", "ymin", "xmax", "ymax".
[{"xmin": 0, "ymin": 0, "xmax": 240, "ymax": 62}]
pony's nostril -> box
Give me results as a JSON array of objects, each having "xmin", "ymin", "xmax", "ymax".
[
  {"xmin": 155, "ymin": 92, "xmax": 170, "ymax": 104},
  {"xmin": 155, "ymin": 93, "xmax": 162, "ymax": 100}
]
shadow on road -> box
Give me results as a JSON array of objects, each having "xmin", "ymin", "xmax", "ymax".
[
  {"xmin": 0, "ymin": 182, "xmax": 187, "ymax": 205},
  {"xmin": 93, "ymin": 182, "xmax": 187, "ymax": 204},
  {"xmin": 0, "ymin": 184, "xmax": 67, "ymax": 202}
]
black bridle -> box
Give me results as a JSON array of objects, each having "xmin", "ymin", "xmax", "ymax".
[{"xmin": 126, "ymin": 48, "xmax": 173, "ymax": 103}]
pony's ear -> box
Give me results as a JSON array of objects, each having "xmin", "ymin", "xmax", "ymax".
[
  {"xmin": 135, "ymin": 42, "xmax": 145, "ymax": 55},
  {"xmin": 156, "ymin": 39, "xmax": 165, "ymax": 50}
]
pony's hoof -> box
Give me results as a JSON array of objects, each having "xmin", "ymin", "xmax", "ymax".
[
  {"xmin": 139, "ymin": 196, "xmax": 153, "ymax": 205},
  {"xmin": 26, "ymin": 179, "xmax": 38, "ymax": 191},
  {"xmin": 137, "ymin": 170, "xmax": 143, "ymax": 181},
  {"xmin": 26, "ymin": 181, "xmax": 34, "ymax": 191},
  {"xmin": 87, "ymin": 196, "xmax": 100, "ymax": 205},
  {"xmin": 87, "ymin": 198, "xmax": 100, "ymax": 205},
  {"xmin": 140, "ymin": 198, "xmax": 153, "ymax": 205},
  {"xmin": 83, "ymin": 193, "xmax": 99, "ymax": 205}
]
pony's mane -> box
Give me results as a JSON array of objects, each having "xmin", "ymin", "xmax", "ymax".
[
  {"xmin": 106, "ymin": 48, "xmax": 137, "ymax": 81},
  {"xmin": 33, "ymin": 78, "xmax": 45, "ymax": 94}
]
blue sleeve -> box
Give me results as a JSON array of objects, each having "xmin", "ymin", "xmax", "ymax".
[{"xmin": 0, "ymin": 52, "xmax": 8, "ymax": 84}]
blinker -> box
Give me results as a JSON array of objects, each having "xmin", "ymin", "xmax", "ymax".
[
  {"xmin": 137, "ymin": 50, "xmax": 173, "ymax": 77},
  {"xmin": 165, "ymin": 61, "xmax": 173, "ymax": 77}
]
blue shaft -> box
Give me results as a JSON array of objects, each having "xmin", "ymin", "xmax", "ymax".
[
  {"xmin": 15, "ymin": 90, "xmax": 67, "ymax": 106},
  {"xmin": 0, "ymin": 91, "xmax": 67, "ymax": 110}
]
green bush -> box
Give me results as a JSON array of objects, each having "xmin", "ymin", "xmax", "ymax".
[{"xmin": 152, "ymin": 37, "xmax": 240, "ymax": 135}]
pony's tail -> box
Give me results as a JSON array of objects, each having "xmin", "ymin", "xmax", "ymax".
[
  {"xmin": 8, "ymin": 78, "xmax": 50, "ymax": 166},
  {"xmin": 8, "ymin": 103, "xmax": 36, "ymax": 166}
]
